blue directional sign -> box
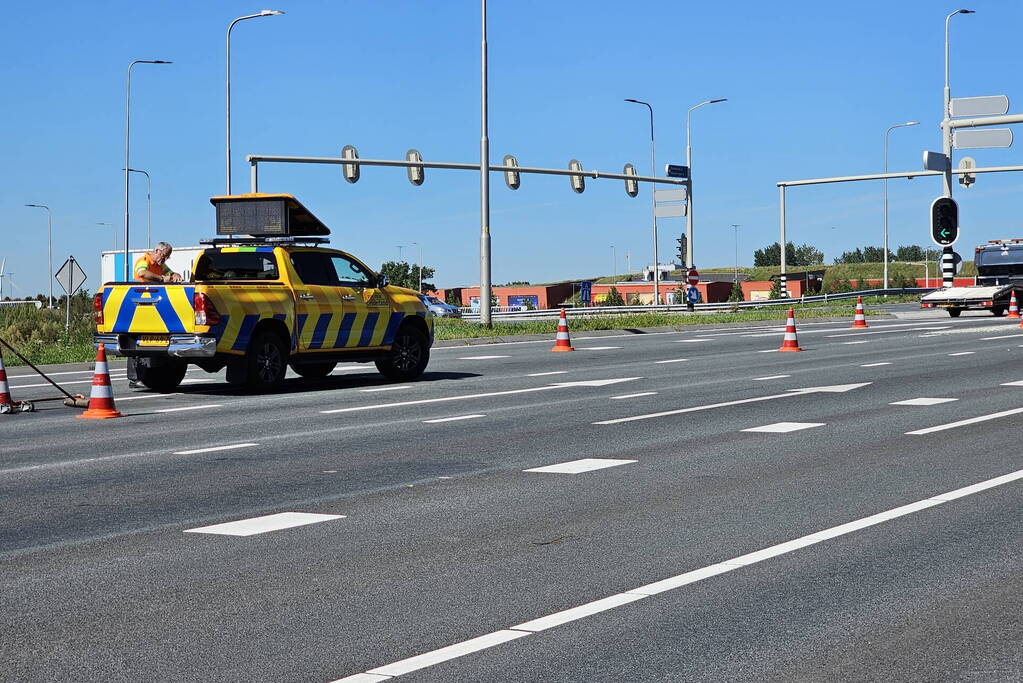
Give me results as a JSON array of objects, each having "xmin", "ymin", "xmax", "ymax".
[
  {"xmin": 579, "ymin": 280, "xmax": 592, "ymax": 304},
  {"xmin": 686, "ymin": 285, "xmax": 700, "ymax": 304}
]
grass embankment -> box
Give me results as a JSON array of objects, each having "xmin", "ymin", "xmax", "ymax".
[{"xmin": 0, "ymin": 296, "xmax": 94, "ymax": 367}]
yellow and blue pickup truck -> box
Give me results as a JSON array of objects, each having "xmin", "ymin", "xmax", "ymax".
[{"xmin": 93, "ymin": 194, "xmax": 433, "ymax": 391}]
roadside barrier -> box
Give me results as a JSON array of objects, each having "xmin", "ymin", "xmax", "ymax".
[
  {"xmin": 778, "ymin": 307, "xmax": 803, "ymax": 352},
  {"xmin": 850, "ymin": 296, "xmax": 869, "ymax": 328},
  {"xmin": 1009, "ymin": 291, "xmax": 1020, "ymax": 319},
  {"xmin": 77, "ymin": 343, "xmax": 123, "ymax": 420},
  {"xmin": 551, "ymin": 308, "xmax": 575, "ymax": 352}
]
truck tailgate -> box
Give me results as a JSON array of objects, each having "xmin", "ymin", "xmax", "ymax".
[{"xmin": 99, "ymin": 284, "xmax": 196, "ymax": 334}]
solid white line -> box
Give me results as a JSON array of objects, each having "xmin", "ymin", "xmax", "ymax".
[
  {"xmin": 822, "ymin": 326, "xmax": 948, "ymax": 338},
  {"xmin": 155, "ymin": 404, "xmax": 223, "ymax": 413},
  {"xmin": 172, "ymin": 443, "xmax": 258, "ymax": 455},
  {"xmin": 948, "ymin": 351, "xmax": 975, "ymax": 356},
  {"xmin": 594, "ymin": 390, "xmax": 810, "ymax": 425},
  {"xmin": 361, "ymin": 385, "xmax": 411, "ymax": 392},
  {"xmin": 458, "ymin": 355, "xmax": 510, "ymax": 360},
  {"xmin": 321, "ymin": 385, "xmax": 561, "ymax": 414},
  {"xmin": 674, "ymin": 339, "xmax": 712, "ymax": 343},
  {"xmin": 6, "ymin": 369, "xmax": 95, "ymax": 379},
  {"xmin": 335, "ymin": 468, "xmax": 1023, "ymax": 682},
  {"xmin": 981, "ymin": 334, "xmax": 1020, "ymax": 340},
  {"xmin": 423, "ymin": 414, "xmax": 485, "ymax": 424},
  {"xmin": 184, "ymin": 512, "xmax": 344, "ymax": 536},
  {"xmin": 906, "ymin": 406, "xmax": 1023, "ymax": 435},
  {"xmin": 610, "ymin": 392, "xmax": 657, "ymax": 400},
  {"xmin": 524, "ymin": 458, "xmax": 636, "ymax": 474},
  {"xmin": 753, "ymin": 375, "xmax": 790, "ymax": 381},
  {"xmin": 9, "ymin": 375, "xmax": 127, "ymax": 390},
  {"xmin": 527, "ymin": 371, "xmax": 567, "ymax": 377},
  {"xmin": 654, "ymin": 358, "xmax": 689, "ymax": 364},
  {"xmin": 115, "ymin": 392, "xmax": 183, "ymax": 401},
  {"xmin": 579, "ymin": 346, "xmax": 622, "ymax": 350},
  {"xmin": 860, "ymin": 362, "xmax": 892, "ymax": 367}
]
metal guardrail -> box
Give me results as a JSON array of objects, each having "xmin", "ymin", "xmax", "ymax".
[
  {"xmin": 0, "ymin": 300, "xmax": 43, "ymax": 309},
  {"xmin": 457, "ymin": 288, "xmax": 937, "ymax": 320}
]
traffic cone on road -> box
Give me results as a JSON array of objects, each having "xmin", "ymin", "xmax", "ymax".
[
  {"xmin": 551, "ymin": 308, "xmax": 575, "ymax": 352},
  {"xmin": 1008, "ymin": 291, "xmax": 1020, "ymax": 319},
  {"xmin": 778, "ymin": 307, "xmax": 803, "ymax": 352},
  {"xmin": 77, "ymin": 343, "xmax": 123, "ymax": 419},
  {"xmin": 0, "ymin": 349, "xmax": 15, "ymax": 414},
  {"xmin": 850, "ymin": 296, "xmax": 869, "ymax": 328}
]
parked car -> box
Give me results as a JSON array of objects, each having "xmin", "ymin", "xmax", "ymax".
[{"xmin": 420, "ymin": 295, "xmax": 462, "ymax": 318}]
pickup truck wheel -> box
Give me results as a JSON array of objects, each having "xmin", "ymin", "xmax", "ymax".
[
  {"xmin": 246, "ymin": 330, "xmax": 289, "ymax": 390},
  {"xmin": 290, "ymin": 361, "xmax": 336, "ymax": 378},
  {"xmin": 138, "ymin": 359, "xmax": 187, "ymax": 393},
  {"xmin": 991, "ymin": 306, "xmax": 1006, "ymax": 317},
  {"xmin": 948, "ymin": 308, "xmax": 961, "ymax": 318},
  {"xmin": 375, "ymin": 324, "xmax": 429, "ymax": 381}
]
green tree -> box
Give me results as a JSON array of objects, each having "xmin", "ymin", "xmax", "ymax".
[
  {"xmin": 753, "ymin": 241, "xmax": 823, "ymax": 267},
  {"xmin": 727, "ymin": 280, "xmax": 744, "ymax": 302},
  {"xmin": 769, "ymin": 278, "xmax": 782, "ymax": 299},
  {"xmin": 603, "ymin": 286, "xmax": 625, "ymax": 306},
  {"xmin": 378, "ymin": 261, "xmax": 436, "ymax": 291},
  {"xmin": 444, "ymin": 290, "xmax": 461, "ymax": 306},
  {"xmin": 895, "ymin": 245, "xmax": 926, "ymax": 261}
]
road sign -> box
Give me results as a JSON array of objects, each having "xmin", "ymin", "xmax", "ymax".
[
  {"xmin": 685, "ymin": 285, "xmax": 700, "ymax": 304},
  {"xmin": 654, "ymin": 188, "xmax": 687, "ymax": 202},
  {"xmin": 958, "ymin": 156, "xmax": 976, "ymax": 187},
  {"xmin": 954, "ymin": 128, "xmax": 1013, "ymax": 150},
  {"xmin": 654, "ymin": 204, "xmax": 687, "ymax": 218},
  {"xmin": 930, "ymin": 197, "xmax": 959, "ymax": 247},
  {"xmin": 55, "ymin": 256, "xmax": 87, "ymax": 295},
  {"xmin": 687, "ymin": 267, "xmax": 699, "ymax": 286},
  {"xmin": 951, "ymin": 95, "xmax": 1009, "ymax": 117},
  {"xmin": 922, "ymin": 150, "xmax": 949, "ymax": 172},
  {"xmin": 579, "ymin": 280, "xmax": 592, "ymax": 304},
  {"xmin": 664, "ymin": 164, "xmax": 689, "ymax": 179}
]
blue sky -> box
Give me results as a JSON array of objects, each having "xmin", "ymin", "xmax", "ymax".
[{"xmin": 3, "ymin": 0, "xmax": 1023, "ymax": 296}]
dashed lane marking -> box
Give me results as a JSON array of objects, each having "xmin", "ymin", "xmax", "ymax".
[
  {"xmin": 458, "ymin": 355, "xmax": 510, "ymax": 360},
  {"xmin": 155, "ymin": 404, "xmax": 223, "ymax": 413},
  {"xmin": 524, "ymin": 458, "xmax": 636, "ymax": 474},
  {"xmin": 753, "ymin": 375, "xmax": 790, "ymax": 381},
  {"xmin": 172, "ymin": 443, "xmax": 258, "ymax": 455},
  {"xmin": 860, "ymin": 362, "xmax": 892, "ymax": 367},
  {"xmin": 578, "ymin": 346, "xmax": 622, "ymax": 350},
  {"xmin": 527, "ymin": 371, "xmax": 567, "ymax": 377},
  {"xmin": 423, "ymin": 414, "xmax": 486, "ymax": 423},
  {"xmin": 673, "ymin": 339, "xmax": 712, "ymax": 343},
  {"xmin": 361, "ymin": 385, "xmax": 412, "ymax": 392},
  {"xmin": 610, "ymin": 392, "xmax": 658, "ymax": 400},
  {"xmin": 906, "ymin": 407, "xmax": 1023, "ymax": 435},
  {"xmin": 9, "ymin": 375, "xmax": 127, "ymax": 390},
  {"xmin": 184, "ymin": 512, "xmax": 344, "ymax": 537},
  {"xmin": 1000, "ymin": 380, "xmax": 1023, "ymax": 386},
  {"xmin": 843, "ymin": 341, "xmax": 869, "ymax": 345},
  {"xmin": 115, "ymin": 393, "xmax": 183, "ymax": 401},
  {"xmin": 654, "ymin": 359, "xmax": 689, "ymax": 364},
  {"xmin": 741, "ymin": 422, "xmax": 825, "ymax": 433},
  {"xmin": 981, "ymin": 334, "xmax": 1020, "ymax": 340},
  {"xmin": 948, "ymin": 352, "xmax": 975, "ymax": 356},
  {"xmin": 890, "ymin": 397, "xmax": 958, "ymax": 406}
]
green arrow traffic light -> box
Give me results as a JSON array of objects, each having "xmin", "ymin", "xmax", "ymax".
[{"xmin": 930, "ymin": 197, "xmax": 959, "ymax": 247}]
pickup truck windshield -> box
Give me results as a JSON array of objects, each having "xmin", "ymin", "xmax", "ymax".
[{"xmin": 194, "ymin": 250, "xmax": 279, "ymax": 281}]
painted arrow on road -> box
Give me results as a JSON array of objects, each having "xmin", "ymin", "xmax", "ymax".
[{"xmin": 593, "ymin": 383, "xmax": 871, "ymax": 425}]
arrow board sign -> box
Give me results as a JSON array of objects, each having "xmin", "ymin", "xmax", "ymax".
[
  {"xmin": 951, "ymin": 95, "xmax": 1009, "ymax": 118},
  {"xmin": 54, "ymin": 256, "xmax": 87, "ymax": 295},
  {"xmin": 654, "ymin": 204, "xmax": 688, "ymax": 218},
  {"xmin": 954, "ymin": 128, "xmax": 1013, "ymax": 150}
]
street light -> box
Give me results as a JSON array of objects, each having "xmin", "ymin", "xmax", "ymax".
[
  {"xmin": 611, "ymin": 244, "xmax": 616, "ymax": 285},
  {"xmin": 125, "ymin": 168, "xmax": 152, "ymax": 248},
  {"xmin": 124, "ymin": 59, "xmax": 171, "ymax": 280},
  {"xmin": 96, "ymin": 222, "xmax": 116, "ymax": 250},
  {"xmin": 24, "ymin": 203, "xmax": 52, "ymax": 308},
  {"xmin": 227, "ymin": 10, "xmax": 284, "ymax": 194},
  {"xmin": 883, "ymin": 121, "xmax": 919, "ymax": 289},
  {"xmin": 410, "ymin": 241, "xmax": 423, "ymax": 291},
  {"xmin": 624, "ymin": 98, "xmax": 658, "ymax": 304},
  {"xmin": 685, "ymin": 98, "xmax": 727, "ymax": 269},
  {"xmin": 943, "ymin": 9, "xmax": 974, "ymax": 198},
  {"xmin": 731, "ymin": 224, "xmax": 740, "ymax": 282},
  {"xmin": 396, "ymin": 244, "xmax": 405, "ymax": 262}
]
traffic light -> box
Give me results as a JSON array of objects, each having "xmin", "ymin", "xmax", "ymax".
[
  {"xmin": 676, "ymin": 234, "xmax": 688, "ymax": 263},
  {"xmin": 930, "ymin": 196, "xmax": 959, "ymax": 246}
]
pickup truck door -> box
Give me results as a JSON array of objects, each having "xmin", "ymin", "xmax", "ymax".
[
  {"xmin": 288, "ymin": 251, "xmax": 345, "ymax": 352},
  {"xmin": 328, "ymin": 254, "xmax": 397, "ymax": 348}
]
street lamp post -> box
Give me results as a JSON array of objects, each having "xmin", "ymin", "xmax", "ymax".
[
  {"xmin": 685, "ymin": 98, "xmax": 727, "ymax": 269},
  {"xmin": 411, "ymin": 241, "xmax": 423, "ymax": 291},
  {"xmin": 731, "ymin": 224, "xmax": 740, "ymax": 282},
  {"xmin": 624, "ymin": 98, "xmax": 658, "ymax": 304},
  {"xmin": 124, "ymin": 59, "xmax": 171, "ymax": 281},
  {"xmin": 943, "ymin": 9, "xmax": 974, "ymax": 198},
  {"xmin": 396, "ymin": 245, "xmax": 405, "ymax": 262},
  {"xmin": 126, "ymin": 168, "xmax": 152, "ymax": 249},
  {"xmin": 24, "ymin": 204, "xmax": 52, "ymax": 308},
  {"xmin": 227, "ymin": 10, "xmax": 284, "ymax": 195},
  {"xmin": 96, "ymin": 222, "xmax": 115, "ymax": 250},
  {"xmin": 883, "ymin": 121, "xmax": 919, "ymax": 289},
  {"xmin": 611, "ymin": 245, "xmax": 616, "ymax": 285}
]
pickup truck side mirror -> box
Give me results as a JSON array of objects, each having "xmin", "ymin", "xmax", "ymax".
[{"xmin": 377, "ymin": 274, "xmax": 389, "ymax": 288}]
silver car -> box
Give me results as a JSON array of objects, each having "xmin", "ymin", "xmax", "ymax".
[{"xmin": 420, "ymin": 295, "xmax": 463, "ymax": 318}]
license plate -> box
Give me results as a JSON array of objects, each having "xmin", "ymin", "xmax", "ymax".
[{"xmin": 137, "ymin": 335, "xmax": 169, "ymax": 347}]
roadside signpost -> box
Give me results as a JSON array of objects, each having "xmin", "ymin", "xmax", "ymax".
[{"xmin": 55, "ymin": 256, "xmax": 87, "ymax": 333}]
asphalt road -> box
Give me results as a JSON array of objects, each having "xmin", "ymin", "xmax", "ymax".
[{"xmin": 2, "ymin": 305, "xmax": 1021, "ymax": 682}]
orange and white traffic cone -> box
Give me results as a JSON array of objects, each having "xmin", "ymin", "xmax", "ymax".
[
  {"xmin": 551, "ymin": 308, "xmax": 575, "ymax": 352},
  {"xmin": 0, "ymin": 349, "xmax": 14, "ymax": 414},
  {"xmin": 77, "ymin": 344, "xmax": 123, "ymax": 419},
  {"xmin": 850, "ymin": 296, "xmax": 869, "ymax": 328},
  {"xmin": 778, "ymin": 307, "xmax": 803, "ymax": 352},
  {"xmin": 1008, "ymin": 291, "xmax": 1020, "ymax": 319}
]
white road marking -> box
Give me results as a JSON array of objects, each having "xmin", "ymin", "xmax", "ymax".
[
  {"xmin": 742, "ymin": 422, "xmax": 825, "ymax": 433},
  {"xmin": 361, "ymin": 385, "xmax": 411, "ymax": 392},
  {"xmin": 654, "ymin": 358, "xmax": 689, "ymax": 364},
  {"xmin": 1000, "ymin": 380, "xmax": 1023, "ymax": 386},
  {"xmin": 948, "ymin": 351, "xmax": 975, "ymax": 356},
  {"xmin": 155, "ymin": 404, "xmax": 223, "ymax": 413},
  {"xmin": 906, "ymin": 406, "xmax": 1023, "ymax": 435},
  {"xmin": 674, "ymin": 339, "xmax": 712, "ymax": 343},
  {"xmin": 181, "ymin": 378, "xmax": 218, "ymax": 384},
  {"xmin": 423, "ymin": 414, "xmax": 485, "ymax": 423},
  {"xmin": 753, "ymin": 375, "xmax": 790, "ymax": 381},
  {"xmin": 843, "ymin": 341, "xmax": 869, "ymax": 345},
  {"xmin": 9, "ymin": 375, "xmax": 127, "ymax": 390},
  {"xmin": 610, "ymin": 392, "xmax": 658, "ymax": 400},
  {"xmin": 981, "ymin": 334, "xmax": 1020, "ymax": 340},
  {"xmin": 184, "ymin": 512, "xmax": 344, "ymax": 536},
  {"xmin": 6, "ymin": 369, "xmax": 95, "ymax": 379},
  {"xmin": 458, "ymin": 355, "xmax": 510, "ymax": 360},
  {"xmin": 595, "ymin": 383, "xmax": 870, "ymax": 425},
  {"xmin": 334, "ymin": 468, "xmax": 1023, "ymax": 683},
  {"xmin": 822, "ymin": 326, "xmax": 949, "ymax": 338},
  {"xmin": 172, "ymin": 443, "xmax": 258, "ymax": 455},
  {"xmin": 757, "ymin": 349, "xmax": 778, "ymax": 353},
  {"xmin": 860, "ymin": 362, "xmax": 892, "ymax": 367},
  {"xmin": 747, "ymin": 323, "xmax": 947, "ymax": 339},
  {"xmin": 579, "ymin": 346, "xmax": 622, "ymax": 350},
  {"xmin": 115, "ymin": 392, "xmax": 183, "ymax": 401},
  {"xmin": 890, "ymin": 398, "xmax": 958, "ymax": 406},
  {"xmin": 524, "ymin": 458, "xmax": 636, "ymax": 474},
  {"xmin": 527, "ymin": 371, "xmax": 567, "ymax": 377}
]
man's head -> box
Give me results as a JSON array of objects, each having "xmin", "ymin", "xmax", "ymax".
[{"xmin": 153, "ymin": 241, "xmax": 173, "ymax": 264}]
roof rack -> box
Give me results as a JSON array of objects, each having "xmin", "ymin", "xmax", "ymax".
[{"xmin": 199, "ymin": 236, "xmax": 330, "ymax": 246}]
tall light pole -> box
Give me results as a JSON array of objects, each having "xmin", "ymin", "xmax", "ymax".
[
  {"xmin": 124, "ymin": 59, "xmax": 171, "ymax": 280},
  {"xmin": 611, "ymin": 244, "xmax": 616, "ymax": 285},
  {"xmin": 24, "ymin": 204, "xmax": 52, "ymax": 308},
  {"xmin": 227, "ymin": 10, "xmax": 284, "ymax": 195},
  {"xmin": 883, "ymin": 121, "xmax": 919, "ymax": 289},
  {"xmin": 685, "ymin": 98, "xmax": 727, "ymax": 270},
  {"xmin": 96, "ymin": 222, "xmax": 115, "ymax": 250},
  {"xmin": 731, "ymin": 224, "xmax": 740, "ymax": 282},
  {"xmin": 625, "ymin": 98, "xmax": 658, "ymax": 304},
  {"xmin": 125, "ymin": 168, "xmax": 152, "ymax": 248},
  {"xmin": 943, "ymin": 9, "xmax": 974, "ymax": 198},
  {"xmin": 480, "ymin": 0, "xmax": 492, "ymax": 325},
  {"xmin": 411, "ymin": 241, "xmax": 423, "ymax": 291}
]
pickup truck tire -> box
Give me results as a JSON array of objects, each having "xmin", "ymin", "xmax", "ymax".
[
  {"xmin": 375, "ymin": 324, "xmax": 430, "ymax": 381},
  {"xmin": 291, "ymin": 361, "xmax": 336, "ymax": 378},
  {"xmin": 245, "ymin": 330, "xmax": 289, "ymax": 390},
  {"xmin": 991, "ymin": 306, "xmax": 1006, "ymax": 317},
  {"xmin": 138, "ymin": 359, "xmax": 187, "ymax": 393},
  {"xmin": 948, "ymin": 308, "xmax": 961, "ymax": 318}
]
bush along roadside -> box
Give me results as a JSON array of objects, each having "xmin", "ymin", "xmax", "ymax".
[{"xmin": 0, "ymin": 294, "xmax": 95, "ymax": 366}]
